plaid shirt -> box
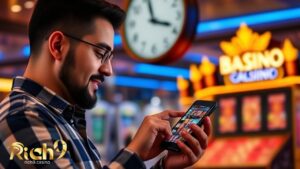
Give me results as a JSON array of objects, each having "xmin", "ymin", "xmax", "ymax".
[{"xmin": 0, "ymin": 76, "xmax": 149, "ymax": 169}]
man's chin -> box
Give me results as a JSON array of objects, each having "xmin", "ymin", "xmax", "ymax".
[
  {"xmin": 79, "ymin": 97, "xmax": 97, "ymax": 109},
  {"xmin": 74, "ymin": 90, "xmax": 98, "ymax": 109}
]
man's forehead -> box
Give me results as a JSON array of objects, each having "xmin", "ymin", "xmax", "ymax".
[
  {"xmin": 90, "ymin": 18, "xmax": 115, "ymax": 49},
  {"xmin": 93, "ymin": 18, "xmax": 114, "ymax": 33},
  {"xmin": 96, "ymin": 42, "xmax": 112, "ymax": 51}
]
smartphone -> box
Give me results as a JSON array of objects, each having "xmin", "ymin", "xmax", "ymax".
[{"xmin": 161, "ymin": 100, "xmax": 217, "ymax": 152}]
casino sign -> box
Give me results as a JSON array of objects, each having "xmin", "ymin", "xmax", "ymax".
[
  {"xmin": 219, "ymin": 24, "xmax": 298, "ymax": 85},
  {"xmin": 176, "ymin": 24, "xmax": 299, "ymax": 101}
]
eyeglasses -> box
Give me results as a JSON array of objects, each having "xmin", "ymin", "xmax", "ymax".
[{"xmin": 63, "ymin": 32, "xmax": 113, "ymax": 64}]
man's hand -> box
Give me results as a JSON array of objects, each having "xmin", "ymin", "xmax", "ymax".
[
  {"xmin": 163, "ymin": 117, "xmax": 212, "ymax": 169},
  {"xmin": 127, "ymin": 110, "xmax": 212, "ymax": 169},
  {"xmin": 126, "ymin": 110, "xmax": 184, "ymax": 160}
]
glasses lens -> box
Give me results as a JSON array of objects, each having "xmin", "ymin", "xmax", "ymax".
[
  {"xmin": 102, "ymin": 52, "xmax": 110, "ymax": 63},
  {"xmin": 63, "ymin": 33, "xmax": 113, "ymax": 63}
]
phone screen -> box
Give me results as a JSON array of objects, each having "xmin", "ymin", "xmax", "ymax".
[{"xmin": 167, "ymin": 104, "xmax": 210, "ymax": 143}]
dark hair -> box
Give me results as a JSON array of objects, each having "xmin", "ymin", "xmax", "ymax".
[{"xmin": 28, "ymin": 0, "xmax": 125, "ymax": 56}]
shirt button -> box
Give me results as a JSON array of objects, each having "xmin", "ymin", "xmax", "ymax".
[{"xmin": 70, "ymin": 119, "xmax": 74, "ymax": 124}]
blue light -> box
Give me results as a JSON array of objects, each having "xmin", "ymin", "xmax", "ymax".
[
  {"xmin": 114, "ymin": 34, "xmax": 122, "ymax": 46},
  {"xmin": 0, "ymin": 51, "xmax": 4, "ymax": 60},
  {"xmin": 115, "ymin": 7, "xmax": 300, "ymax": 44},
  {"xmin": 114, "ymin": 76, "xmax": 177, "ymax": 91},
  {"xmin": 230, "ymin": 68, "xmax": 278, "ymax": 84},
  {"xmin": 22, "ymin": 45, "xmax": 30, "ymax": 57},
  {"xmin": 134, "ymin": 64, "xmax": 189, "ymax": 79},
  {"xmin": 161, "ymin": 81, "xmax": 178, "ymax": 91},
  {"xmin": 184, "ymin": 53, "xmax": 219, "ymax": 64},
  {"xmin": 197, "ymin": 7, "xmax": 300, "ymax": 34}
]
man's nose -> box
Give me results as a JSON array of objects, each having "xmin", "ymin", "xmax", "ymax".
[{"xmin": 98, "ymin": 60, "xmax": 113, "ymax": 76}]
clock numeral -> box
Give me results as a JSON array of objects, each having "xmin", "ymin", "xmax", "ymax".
[
  {"xmin": 141, "ymin": 41, "xmax": 146, "ymax": 51},
  {"xmin": 176, "ymin": 11, "xmax": 182, "ymax": 20},
  {"xmin": 133, "ymin": 5, "xmax": 141, "ymax": 14},
  {"xmin": 151, "ymin": 44, "xmax": 157, "ymax": 55},
  {"xmin": 129, "ymin": 20, "xmax": 136, "ymax": 28},
  {"xmin": 163, "ymin": 37, "xmax": 169, "ymax": 48},
  {"xmin": 172, "ymin": 28, "xmax": 178, "ymax": 34},
  {"xmin": 171, "ymin": 0, "xmax": 177, "ymax": 8},
  {"xmin": 133, "ymin": 33, "xmax": 138, "ymax": 43}
]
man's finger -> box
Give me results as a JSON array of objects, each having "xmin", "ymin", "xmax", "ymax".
[
  {"xmin": 181, "ymin": 130, "xmax": 202, "ymax": 156},
  {"xmin": 176, "ymin": 140, "xmax": 197, "ymax": 163},
  {"xmin": 191, "ymin": 124, "xmax": 208, "ymax": 149},
  {"xmin": 202, "ymin": 117, "xmax": 212, "ymax": 136},
  {"xmin": 156, "ymin": 110, "xmax": 185, "ymax": 120},
  {"xmin": 158, "ymin": 119, "xmax": 172, "ymax": 137}
]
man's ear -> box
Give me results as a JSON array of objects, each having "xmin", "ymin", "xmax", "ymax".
[{"xmin": 48, "ymin": 31, "xmax": 68, "ymax": 61}]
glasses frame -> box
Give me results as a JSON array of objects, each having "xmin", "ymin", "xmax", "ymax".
[{"xmin": 63, "ymin": 32, "xmax": 113, "ymax": 64}]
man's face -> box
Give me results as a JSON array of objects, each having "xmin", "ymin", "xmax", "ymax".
[{"xmin": 59, "ymin": 18, "xmax": 114, "ymax": 109}]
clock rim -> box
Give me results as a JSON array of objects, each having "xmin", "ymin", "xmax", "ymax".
[{"xmin": 120, "ymin": 0, "xmax": 199, "ymax": 64}]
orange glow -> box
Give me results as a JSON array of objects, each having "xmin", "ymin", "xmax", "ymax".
[
  {"xmin": 190, "ymin": 64, "xmax": 202, "ymax": 82},
  {"xmin": 220, "ymin": 24, "xmax": 271, "ymax": 57},
  {"xmin": 194, "ymin": 135, "xmax": 288, "ymax": 168},
  {"xmin": 177, "ymin": 76, "xmax": 189, "ymax": 97},
  {"xmin": 11, "ymin": 4, "xmax": 22, "ymax": 13},
  {"xmin": 286, "ymin": 62, "xmax": 297, "ymax": 76},
  {"xmin": 283, "ymin": 39, "xmax": 298, "ymax": 62},
  {"xmin": 200, "ymin": 57, "xmax": 216, "ymax": 75},
  {"xmin": 204, "ymin": 76, "xmax": 215, "ymax": 87},
  {"xmin": 24, "ymin": 1, "xmax": 35, "ymax": 9},
  {"xmin": 242, "ymin": 96, "xmax": 261, "ymax": 131},
  {"xmin": 189, "ymin": 64, "xmax": 202, "ymax": 91},
  {"xmin": 283, "ymin": 38, "xmax": 298, "ymax": 76},
  {"xmin": 0, "ymin": 78, "xmax": 13, "ymax": 92},
  {"xmin": 267, "ymin": 93, "xmax": 287, "ymax": 130},
  {"xmin": 219, "ymin": 98, "xmax": 237, "ymax": 133},
  {"xmin": 200, "ymin": 57, "xmax": 216, "ymax": 87},
  {"xmin": 194, "ymin": 76, "xmax": 300, "ymax": 100}
]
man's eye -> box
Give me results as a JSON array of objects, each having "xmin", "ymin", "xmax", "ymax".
[{"xmin": 95, "ymin": 50, "xmax": 105, "ymax": 59}]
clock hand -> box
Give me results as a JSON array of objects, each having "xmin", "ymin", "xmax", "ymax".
[
  {"xmin": 154, "ymin": 20, "xmax": 171, "ymax": 26},
  {"xmin": 150, "ymin": 18, "xmax": 171, "ymax": 27},
  {"xmin": 147, "ymin": 0, "xmax": 155, "ymax": 20},
  {"xmin": 147, "ymin": 0, "xmax": 171, "ymax": 27}
]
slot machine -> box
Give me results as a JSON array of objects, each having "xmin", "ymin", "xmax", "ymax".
[
  {"xmin": 86, "ymin": 100, "xmax": 115, "ymax": 162},
  {"xmin": 178, "ymin": 25, "xmax": 300, "ymax": 169},
  {"xmin": 117, "ymin": 101, "xmax": 140, "ymax": 149},
  {"xmin": 193, "ymin": 88, "xmax": 295, "ymax": 169}
]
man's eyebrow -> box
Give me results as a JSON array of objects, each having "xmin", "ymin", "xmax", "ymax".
[{"xmin": 96, "ymin": 42, "xmax": 112, "ymax": 51}]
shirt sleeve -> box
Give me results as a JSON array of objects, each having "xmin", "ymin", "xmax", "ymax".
[
  {"xmin": 0, "ymin": 106, "xmax": 147, "ymax": 169},
  {"xmin": 0, "ymin": 107, "xmax": 79, "ymax": 169},
  {"xmin": 105, "ymin": 149, "xmax": 146, "ymax": 169},
  {"xmin": 150, "ymin": 157, "xmax": 165, "ymax": 169}
]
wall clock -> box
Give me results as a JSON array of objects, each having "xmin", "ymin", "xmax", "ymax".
[{"xmin": 121, "ymin": 0, "xmax": 199, "ymax": 64}]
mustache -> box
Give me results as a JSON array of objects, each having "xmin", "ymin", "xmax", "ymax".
[{"xmin": 90, "ymin": 74, "xmax": 105, "ymax": 83}]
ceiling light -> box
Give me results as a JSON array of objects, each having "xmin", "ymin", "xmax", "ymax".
[
  {"xmin": 24, "ymin": 1, "xmax": 34, "ymax": 9},
  {"xmin": 11, "ymin": 4, "xmax": 22, "ymax": 13}
]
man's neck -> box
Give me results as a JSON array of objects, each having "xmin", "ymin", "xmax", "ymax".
[{"xmin": 23, "ymin": 57, "xmax": 75, "ymax": 105}]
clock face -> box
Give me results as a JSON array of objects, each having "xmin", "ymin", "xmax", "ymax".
[{"xmin": 124, "ymin": 0, "xmax": 185, "ymax": 60}]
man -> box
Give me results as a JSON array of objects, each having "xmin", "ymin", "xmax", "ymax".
[{"xmin": 0, "ymin": 0, "xmax": 212, "ymax": 168}]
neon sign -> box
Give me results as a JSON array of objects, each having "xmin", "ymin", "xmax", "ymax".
[
  {"xmin": 219, "ymin": 24, "xmax": 296, "ymax": 84},
  {"xmin": 230, "ymin": 68, "xmax": 278, "ymax": 84},
  {"xmin": 220, "ymin": 48, "xmax": 285, "ymax": 75}
]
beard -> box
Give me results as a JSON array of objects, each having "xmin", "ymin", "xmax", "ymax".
[{"xmin": 59, "ymin": 48, "xmax": 97, "ymax": 109}]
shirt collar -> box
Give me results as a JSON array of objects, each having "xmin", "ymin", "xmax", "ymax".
[{"xmin": 12, "ymin": 76, "xmax": 85, "ymax": 121}]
